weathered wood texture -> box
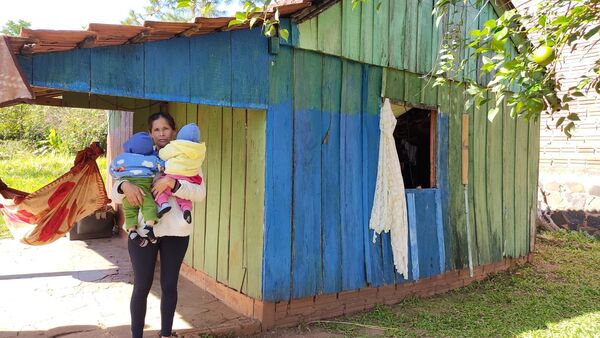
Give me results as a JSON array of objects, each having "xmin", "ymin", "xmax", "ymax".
[{"xmin": 295, "ymin": 0, "xmax": 506, "ymax": 86}]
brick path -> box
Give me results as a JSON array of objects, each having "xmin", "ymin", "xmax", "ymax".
[{"xmin": 0, "ymin": 237, "xmax": 260, "ymax": 338}]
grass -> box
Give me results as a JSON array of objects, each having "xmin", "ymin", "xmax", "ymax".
[
  {"xmin": 308, "ymin": 230, "xmax": 600, "ymax": 337},
  {"xmin": 0, "ymin": 140, "xmax": 107, "ymax": 239}
]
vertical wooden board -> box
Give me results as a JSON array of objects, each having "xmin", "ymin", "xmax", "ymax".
[
  {"xmin": 263, "ymin": 48, "xmax": 293, "ymax": 301},
  {"xmin": 388, "ymin": 0, "xmax": 406, "ymax": 69},
  {"xmin": 91, "ymin": 44, "xmax": 144, "ymax": 98},
  {"xmin": 361, "ymin": 66, "xmax": 373, "ymax": 285},
  {"xmin": 342, "ymin": 0, "xmax": 362, "ymax": 61},
  {"xmin": 383, "ymin": 68, "xmax": 405, "ymax": 101},
  {"xmin": 317, "ymin": 2, "xmax": 342, "ymax": 56},
  {"xmin": 529, "ymin": 118, "xmax": 541, "ymax": 251},
  {"xmin": 364, "ymin": 65, "xmax": 384, "ymax": 287},
  {"xmin": 340, "ymin": 60, "xmax": 366, "ymax": 290},
  {"xmin": 292, "ymin": 50, "xmax": 322, "ymax": 298},
  {"xmin": 217, "ymin": 107, "xmax": 233, "ymax": 284},
  {"xmin": 435, "ymin": 189, "xmax": 446, "ymax": 273},
  {"xmin": 193, "ymin": 105, "xmax": 209, "ymax": 271},
  {"xmin": 229, "ymin": 108, "xmax": 247, "ymax": 293},
  {"xmin": 421, "ymin": 77, "xmax": 438, "ymax": 106},
  {"xmin": 463, "ymin": 3, "xmax": 479, "ymax": 82},
  {"xmin": 245, "ymin": 108, "xmax": 266, "ymax": 299},
  {"xmin": 430, "ymin": 0, "xmax": 444, "ymax": 75},
  {"xmin": 231, "ymin": 29, "xmax": 269, "ymax": 109},
  {"xmin": 203, "ymin": 105, "xmax": 223, "ymax": 278},
  {"xmin": 182, "ymin": 104, "xmax": 197, "ymax": 267},
  {"xmin": 190, "ymin": 32, "xmax": 232, "ymax": 106},
  {"xmin": 131, "ymin": 99, "xmax": 150, "ymax": 133},
  {"xmin": 417, "ymin": 0, "xmax": 434, "ymax": 74},
  {"xmin": 116, "ymin": 97, "xmax": 137, "ymax": 112},
  {"xmin": 372, "ymin": 0, "xmax": 389, "ymax": 66},
  {"xmin": 413, "ymin": 190, "xmax": 441, "ymax": 278},
  {"xmin": 448, "ymin": 2, "xmax": 465, "ymax": 82},
  {"xmin": 16, "ymin": 55, "xmax": 32, "ymax": 83},
  {"xmin": 144, "ymin": 37, "xmax": 190, "ymax": 102},
  {"xmin": 360, "ymin": 0, "xmax": 374, "ymax": 64},
  {"xmin": 406, "ymin": 193, "xmax": 420, "ymax": 280},
  {"xmin": 298, "ymin": 17, "xmax": 318, "ymax": 51},
  {"xmin": 486, "ymin": 96, "xmax": 504, "ymax": 262},
  {"xmin": 474, "ymin": 97, "xmax": 491, "ymax": 265},
  {"xmin": 321, "ymin": 55, "xmax": 343, "ymax": 294},
  {"xmin": 32, "ymin": 49, "xmax": 91, "ymax": 92},
  {"xmin": 403, "ymin": 0, "xmax": 419, "ymax": 72},
  {"xmin": 448, "ymin": 82, "xmax": 467, "ymax": 268},
  {"xmin": 404, "ymin": 72, "xmax": 421, "ymax": 105},
  {"xmin": 169, "ymin": 102, "xmax": 188, "ymax": 129},
  {"xmin": 436, "ymin": 89, "xmax": 454, "ymax": 271},
  {"xmin": 515, "ymin": 118, "xmax": 529, "ymax": 257},
  {"xmin": 502, "ymin": 101, "xmax": 516, "ymax": 257}
]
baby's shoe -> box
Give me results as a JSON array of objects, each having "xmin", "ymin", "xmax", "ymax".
[
  {"xmin": 183, "ymin": 210, "xmax": 192, "ymax": 224},
  {"xmin": 157, "ymin": 203, "xmax": 172, "ymax": 218},
  {"xmin": 139, "ymin": 225, "xmax": 158, "ymax": 244},
  {"xmin": 128, "ymin": 229, "xmax": 148, "ymax": 247}
]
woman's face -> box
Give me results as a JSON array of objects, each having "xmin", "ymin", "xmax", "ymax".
[{"xmin": 150, "ymin": 117, "xmax": 176, "ymax": 149}]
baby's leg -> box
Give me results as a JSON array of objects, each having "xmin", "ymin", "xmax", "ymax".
[
  {"xmin": 177, "ymin": 197, "xmax": 193, "ymax": 224},
  {"xmin": 155, "ymin": 189, "xmax": 172, "ymax": 218}
]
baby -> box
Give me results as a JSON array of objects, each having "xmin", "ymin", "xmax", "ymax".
[
  {"xmin": 109, "ymin": 132, "xmax": 163, "ymax": 247},
  {"xmin": 155, "ymin": 123, "xmax": 206, "ymax": 224}
]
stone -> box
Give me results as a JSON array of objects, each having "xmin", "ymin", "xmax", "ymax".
[
  {"xmin": 586, "ymin": 215, "xmax": 600, "ymax": 229},
  {"xmin": 566, "ymin": 182, "xmax": 585, "ymax": 193},
  {"xmin": 589, "ymin": 185, "xmax": 600, "ymax": 197},
  {"xmin": 550, "ymin": 211, "xmax": 568, "ymax": 227}
]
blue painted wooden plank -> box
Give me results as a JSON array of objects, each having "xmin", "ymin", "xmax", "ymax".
[
  {"xmin": 436, "ymin": 111, "xmax": 454, "ymax": 271},
  {"xmin": 364, "ymin": 65, "xmax": 384, "ymax": 287},
  {"xmin": 340, "ymin": 59, "xmax": 366, "ymax": 290},
  {"xmin": 321, "ymin": 55, "xmax": 343, "ymax": 294},
  {"xmin": 32, "ymin": 48, "xmax": 90, "ymax": 92},
  {"xmin": 263, "ymin": 46, "xmax": 294, "ymax": 301},
  {"xmin": 279, "ymin": 18, "xmax": 297, "ymax": 47},
  {"xmin": 361, "ymin": 65, "xmax": 373, "ymax": 285},
  {"xmin": 190, "ymin": 32, "xmax": 232, "ymax": 107},
  {"xmin": 231, "ymin": 29, "xmax": 269, "ymax": 109},
  {"xmin": 144, "ymin": 37, "xmax": 190, "ymax": 102},
  {"xmin": 91, "ymin": 44, "xmax": 144, "ymax": 98},
  {"xmin": 406, "ymin": 193, "xmax": 420, "ymax": 280},
  {"xmin": 292, "ymin": 50, "xmax": 322, "ymax": 298},
  {"xmin": 412, "ymin": 190, "xmax": 440, "ymax": 279},
  {"xmin": 16, "ymin": 55, "xmax": 32, "ymax": 83},
  {"xmin": 435, "ymin": 189, "xmax": 446, "ymax": 274}
]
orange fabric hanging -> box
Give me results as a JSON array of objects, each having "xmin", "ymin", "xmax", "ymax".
[{"xmin": 0, "ymin": 143, "xmax": 110, "ymax": 245}]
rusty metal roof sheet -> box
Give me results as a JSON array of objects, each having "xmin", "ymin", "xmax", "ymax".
[{"xmin": 4, "ymin": 1, "xmax": 312, "ymax": 55}]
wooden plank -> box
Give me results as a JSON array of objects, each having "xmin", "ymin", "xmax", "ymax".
[
  {"xmin": 90, "ymin": 94, "xmax": 117, "ymax": 110},
  {"xmin": 406, "ymin": 193, "xmax": 420, "ymax": 280},
  {"xmin": 32, "ymin": 48, "xmax": 91, "ymax": 92},
  {"xmin": 231, "ymin": 29, "xmax": 269, "ymax": 109},
  {"xmin": 403, "ymin": 0, "xmax": 419, "ymax": 72},
  {"xmin": 364, "ymin": 65, "xmax": 384, "ymax": 287},
  {"xmin": 473, "ymin": 95, "xmax": 491, "ymax": 265},
  {"xmin": 16, "ymin": 55, "xmax": 32, "ymax": 83},
  {"xmin": 144, "ymin": 37, "xmax": 190, "ymax": 102},
  {"xmin": 430, "ymin": 0, "xmax": 444, "ymax": 76},
  {"xmin": 417, "ymin": 0, "xmax": 434, "ymax": 74},
  {"xmin": 298, "ymin": 16, "xmax": 318, "ymax": 51},
  {"xmin": 486, "ymin": 94, "xmax": 504, "ymax": 263},
  {"xmin": 436, "ymin": 88, "xmax": 453, "ymax": 271},
  {"xmin": 169, "ymin": 102, "xmax": 188, "ymax": 130},
  {"xmin": 185, "ymin": 104, "xmax": 201, "ymax": 268},
  {"xmin": 383, "ymin": 68, "xmax": 404, "ymax": 101},
  {"xmin": 217, "ymin": 107, "xmax": 233, "ymax": 284},
  {"xmin": 372, "ymin": 0, "xmax": 389, "ymax": 67},
  {"xmin": 421, "ymin": 77, "xmax": 438, "ymax": 106},
  {"xmin": 190, "ymin": 32, "xmax": 232, "ymax": 106},
  {"xmin": 463, "ymin": 3, "xmax": 479, "ymax": 82},
  {"xmin": 320, "ymin": 55, "xmax": 343, "ymax": 294},
  {"xmin": 529, "ymin": 118, "xmax": 541, "ymax": 252},
  {"xmin": 412, "ymin": 190, "xmax": 441, "ymax": 279},
  {"xmin": 62, "ymin": 91, "xmax": 90, "ymax": 108},
  {"xmin": 263, "ymin": 46, "xmax": 293, "ymax": 301},
  {"xmin": 388, "ymin": 0, "xmax": 406, "ymax": 69},
  {"xmin": 360, "ymin": 0, "xmax": 374, "ymax": 64},
  {"xmin": 341, "ymin": 0, "xmax": 361, "ymax": 61},
  {"xmin": 502, "ymin": 99, "xmax": 516, "ymax": 257},
  {"xmin": 317, "ymin": 2, "xmax": 342, "ymax": 56},
  {"xmin": 90, "ymin": 44, "xmax": 144, "ymax": 98},
  {"xmin": 404, "ymin": 72, "xmax": 421, "ymax": 105},
  {"xmin": 435, "ymin": 189, "xmax": 446, "ymax": 273},
  {"xmin": 292, "ymin": 50, "xmax": 322, "ymax": 298},
  {"xmin": 203, "ymin": 105, "xmax": 223, "ymax": 279},
  {"xmin": 245, "ymin": 108, "xmax": 266, "ymax": 299},
  {"xmin": 340, "ymin": 59, "xmax": 366, "ymax": 290},
  {"xmin": 361, "ymin": 66, "xmax": 373, "ymax": 285},
  {"xmin": 448, "ymin": 82, "xmax": 468, "ymax": 268},
  {"xmin": 515, "ymin": 117, "xmax": 529, "ymax": 257},
  {"xmin": 228, "ymin": 108, "xmax": 247, "ymax": 293}
]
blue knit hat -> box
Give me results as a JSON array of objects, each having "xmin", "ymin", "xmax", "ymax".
[
  {"xmin": 177, "ymin": 123, "xmax": 201, "ymax": 143},
  {"xmin": 123, "ymin": 132, "xmax": 154, "ymax": 155}
]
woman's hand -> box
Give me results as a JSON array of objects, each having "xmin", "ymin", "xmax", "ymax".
[
  {"xmin": 121, "ymin": 181, "xmax": 145, "ymax": 207},
  {"xmin": 152, "ymin": 176, "xmax": 176, "ymax": 197}
]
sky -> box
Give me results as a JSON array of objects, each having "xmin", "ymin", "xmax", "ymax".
[{"xmin": 0, "ymin": 0, "xmax": 241, "ymax": 31}]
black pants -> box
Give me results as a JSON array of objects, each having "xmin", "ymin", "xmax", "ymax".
[{"xmin": 128, "ymin": 235, "xmax": 189, "ymax": 338}]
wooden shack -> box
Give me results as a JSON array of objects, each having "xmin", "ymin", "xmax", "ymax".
[{"xmin": 1, "ymin": 0, "xmax": 539, "ymax": 329}]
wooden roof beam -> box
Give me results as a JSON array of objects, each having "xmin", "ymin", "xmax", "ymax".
[{"xmin": 127, "ymin": 29, "xmax": 152, "ymax": 44}]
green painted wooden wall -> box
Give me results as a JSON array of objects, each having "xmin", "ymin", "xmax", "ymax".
[
  {"xmin": 383, "ymin": 68, "xmax": 540, "ymax": 269},
  {"xmin": 296, "ymin": 0, "xmax": 510, "ymax": 86}
]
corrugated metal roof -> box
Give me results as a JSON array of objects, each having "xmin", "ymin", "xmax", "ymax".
[{"xmin": 4, "ymin": 1, "xmax": 312, "ymax": 55}]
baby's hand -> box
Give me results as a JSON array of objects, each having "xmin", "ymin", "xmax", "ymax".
[{"xmin": 152, "ymin": 176, "xmax": 176, "ymax": 197}]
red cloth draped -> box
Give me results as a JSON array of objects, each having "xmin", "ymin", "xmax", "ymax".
[{"xmin": 0, "ymin": 143, "xmax": 110, "ymax": 245}]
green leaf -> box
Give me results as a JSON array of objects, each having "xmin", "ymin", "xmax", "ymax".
[
  {"xmin": 555, "ymin": 116, "xmax": 565, "ymax": 127},
  {"xmin": 235, "ymin": 12, "xmax": 247, "ymax": 21},
  {"xmin": 564, "ymin": 121, "xmax": 575, "ymax": 138},
  {"xmin": 571, "ymin": 91, "xmax": 585, "ymax": 97},
  {"xmin": 551, "ymin": 16, "xmax": 569, "ymax": 26},
  {"xmin": 228, "ymin": 19, "xmax": 244, "ymax": 27},
  {"xmin": 487, "ymin": 107, "xmax": 499, "ymax": 121},
  {"xmin": 567, "ymin": 113, "xmax": 580, "ymax": 121},
  {"xmin": 249, "ymin": 17, "xmax": 258, "ymax": 28},
  {"xmin": 279, "ymin": 28, "xmax": 289, "ymax": 42},
  {"xmin": 484, "ymin": 19, "xmax": 496, "ymax": 29},
  {"xmin": 584, "ymin": 24, "xmax": 600, "ymax": 40}
]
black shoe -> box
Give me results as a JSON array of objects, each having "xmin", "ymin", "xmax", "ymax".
[
  {"xmin": 183, "ymin": 210, "xmax": 192, "ymax": 224},
  {"xmin": 144, "ymin": 225, "xmax": 158, "ymax": 244},
  {"xmin": 129, "ymin": 230, "xmax": 149, "ymax": 247},
  {"xmin": 157, "ymin": 204, "xmax": 172, "ymax": 218}
]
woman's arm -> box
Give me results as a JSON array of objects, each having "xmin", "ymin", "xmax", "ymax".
[{"xmin": 110, "ymin": 180, "xmax": 145, "ymax": 207}]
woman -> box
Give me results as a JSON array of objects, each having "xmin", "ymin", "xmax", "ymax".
[{"xmin": 111, "ymin": 112, "xmax": 206, "ymax": 338}]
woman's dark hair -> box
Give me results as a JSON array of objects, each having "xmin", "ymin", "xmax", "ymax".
[{"xmin": 148, "ymin": 112, "xmax": 176, "ymax": 131}]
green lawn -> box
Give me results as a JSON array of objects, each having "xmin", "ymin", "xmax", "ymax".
[
  {"xmin": 0, "ymin": 140, "xmax": 107, "ymax": 238},
  {"xmin": 300, "ymin": 230, "xmax": 600, "ymax": 337}
]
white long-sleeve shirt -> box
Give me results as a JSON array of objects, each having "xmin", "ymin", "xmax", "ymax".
[{"xmin": 110, "ymin": 169, "xmax": 206, "ymax": 237}]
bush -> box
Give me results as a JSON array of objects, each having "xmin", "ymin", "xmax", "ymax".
[{"xmin": 0, "ymin": 105, "xmax": 107, "ymax": 153}]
